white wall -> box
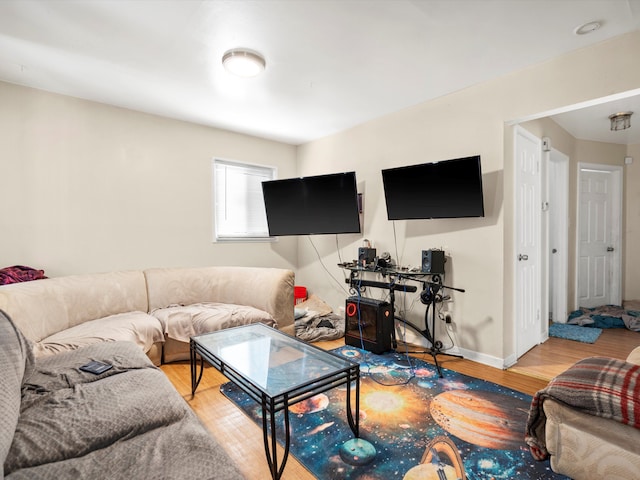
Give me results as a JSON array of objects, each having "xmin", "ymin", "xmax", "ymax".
[
  {"xmin": 625, "ymin": 143, "xmax": 640, "ymax": 301},
  {"xmin": 295, "ymin": 31, "xmax": 640, "ymax": 365},
  {"xmin": 0, "ymin": 82, "xmax": 298, "ymax": 276},
  {"xmin": 2, "ymin": 30, "xmax": 639, "ymax": 366}
]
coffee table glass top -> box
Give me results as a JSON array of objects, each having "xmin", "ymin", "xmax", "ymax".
[{"xmin": 192, "ymin": 323, "xmax": 356, "ymax": 397}]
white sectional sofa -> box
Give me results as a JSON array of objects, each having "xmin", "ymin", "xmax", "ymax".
[{"xmin": 0, "ymin": 266, "xmax": 294, "ymax": 365}]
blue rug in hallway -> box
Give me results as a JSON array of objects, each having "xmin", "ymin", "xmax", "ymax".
[{"xmin": 549, "ymin": 322, "xmax": 602, "ymax": 343}]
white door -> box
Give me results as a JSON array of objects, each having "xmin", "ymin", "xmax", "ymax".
[
  {"xmin": 577, "ymin": 165, "xmax": 622, "ymax": 308},
  {"xmin": 548, "ymin": 149, "xmax": 569, "ymax": 323},
  {"xmin": 514, "ymin": 126, "xmax": 542, "ymax": 357}
]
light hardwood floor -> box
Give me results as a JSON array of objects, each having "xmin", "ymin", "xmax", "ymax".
[
  {"xmin": 160, "ymin": 329, "xmax": 639, "ymax": 480},
  {"xmin": 508, "ymin": 326, "xmax": 640, "ymax": 381}
]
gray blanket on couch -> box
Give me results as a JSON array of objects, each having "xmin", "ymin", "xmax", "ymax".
[{"xmin": 1, "ymin": 315, "xmax": 244, "ymax": 480}]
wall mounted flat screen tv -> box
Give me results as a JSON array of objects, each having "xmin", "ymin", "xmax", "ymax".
[
  {"xmin": 381, "ymin": 155, "xmax": 484, "ymax": 220},
  {"xmin": 262, "ymin": 171, "xmax": 361, "ymax": 236}
]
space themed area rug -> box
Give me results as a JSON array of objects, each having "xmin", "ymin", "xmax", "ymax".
[{"xmin": 220, "ymin": 346, "xmax": 570, "ymax": 480}]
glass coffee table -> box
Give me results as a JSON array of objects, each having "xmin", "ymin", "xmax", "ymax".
[{"xmin": 190, "ymin": 323, "xmax": 360, "ymax": 480}]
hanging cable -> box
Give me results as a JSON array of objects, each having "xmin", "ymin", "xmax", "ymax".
[{"xmin": 307, "ymin": 236, "xmax": 349, "ymax": 295}]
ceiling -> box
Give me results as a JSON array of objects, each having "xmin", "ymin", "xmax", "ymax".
[
  {"xmin": 0, "ymin": 0, "xmax": 639, "ymax": 145},
  {"xmin": 550, "ymin": 93, "xmax": 640, "ymax": 145}
]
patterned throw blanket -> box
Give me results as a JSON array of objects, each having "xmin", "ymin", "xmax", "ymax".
[{"xmin": 525, "ymin": 356, "xmax": 640, "ymax": 460}]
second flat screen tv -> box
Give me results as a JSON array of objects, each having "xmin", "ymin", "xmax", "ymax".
[
  {"xmin": 382, "ymin": 155, "xmax": 485, "ymax": 220},
  {"xmin": 262, "ymin": 171, "xmax": 361, "ymax": 236}
]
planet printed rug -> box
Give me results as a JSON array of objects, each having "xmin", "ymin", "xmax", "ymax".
[{"xmin": 221, "ymin": 346, "xmax": 570, "ymax": 480}]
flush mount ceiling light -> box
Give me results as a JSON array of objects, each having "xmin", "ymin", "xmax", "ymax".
[
  {"xmin": 222, "ymin": 49, "xmax": 266, "ymax": 77},
  {"xmin": 574, "ymin": 21, "xmax": 601, "ymax": 35},
  {"xmin": 609, "ymin": 111, "xmax": 633, "ymax": 131}
]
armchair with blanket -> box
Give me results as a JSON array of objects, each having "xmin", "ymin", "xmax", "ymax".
[{"xmin": 525, "ymin": 347, "xmax": 640, "ymax": 480}]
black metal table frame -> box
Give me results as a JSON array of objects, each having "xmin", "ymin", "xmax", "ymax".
[
  {"xmin": 190, "ymin": 335, "xmax": 360, "ymax": 480},
  {"xmin": 341, "ymin": 264, "xmax": 465, "ymax": 377}
]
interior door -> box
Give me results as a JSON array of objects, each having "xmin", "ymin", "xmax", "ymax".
[
  {"xmin": 514, "ymin": 126, "xmax": 542, "ymax": 357},
  {"xmin": 577, "ymin": 165, "xmax": 622, "ymax": 308},
  {"xmin": 548, "ymin": 149, "xmax": 569, "ymax": 323}
]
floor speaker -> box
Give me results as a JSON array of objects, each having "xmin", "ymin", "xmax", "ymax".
[
  {"xmin": 344, "ymin": 297, "xmax": 392, "ymax": 354},
  {"xmin": 421, "ymin": 250, "xmax": 445, "ymax": 274}
]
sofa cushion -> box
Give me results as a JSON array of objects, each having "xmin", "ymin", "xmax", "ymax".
[
  {"xmin": 151, "ymin": 302, "xmax": 275, "ymax": 343},
  {"xmin": 0, "ymin": 310, "xmax": 35, "ymax": 477},
  {"xmin": 21, "ymin": 340, "xmax": 155, "ymax": 395},
  {"xmin": 32, "ymin": 311, "xmax": 164, "ymax": 357},
  {"xmin": 6, "ymin": 340, "xmax": 245, "ymax": 480},
  {"xmin": 0, "ymin": 270, "xmax": 149, "ymax": 343},
  {"xmin": 144, "ymin": 266, "xmax": 294, "ymax": 331},
  {"xmin": 5, "ymin": 342, "xmax": 185, "ymax": 475},
  {"xmin": 5, "ymin": 411, "xmax": 245, "ymax": 480}
]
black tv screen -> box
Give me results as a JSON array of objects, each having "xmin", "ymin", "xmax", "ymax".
[
  {"xmin": 262, "ymin": 171, "xmax": 361, "ymax": 236},
  {"xmin": 381, "ymin": 155, "xmax": 484, "ymax": 219}
]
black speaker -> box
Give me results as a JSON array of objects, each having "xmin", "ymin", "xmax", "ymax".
[
  {"xmin": 421, "ymin": 250, "xmax": 445, "ymax": 274},
  {"xmin": 358, "ymin": 247, "xmax": 377, "ymax": 267},
  {"xmin": 344, "ymin": 297, "xmax": 392, "ymax": 354}
]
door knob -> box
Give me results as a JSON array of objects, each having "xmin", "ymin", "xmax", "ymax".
[
  {"xmin": 607, "ymin": 246, "xmax": 614, "ymax": 252},
  {"xmin": 518, "ymin": 254, "xmax": 529, "ymax": 261},
  {"xmin": 552, "ymin": 249, "xmax": 557, "ymax": 253}
]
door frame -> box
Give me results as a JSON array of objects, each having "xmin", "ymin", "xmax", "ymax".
[
  {"xmin": 547, "ymin": 148, "xmax": 569, "ymax": 324},
  {"xmin": 575, "ymin": 163, "xmax": 623, "ymax": 308}
]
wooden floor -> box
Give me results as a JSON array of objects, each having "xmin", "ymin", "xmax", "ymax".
[
  {"xmin": 160, "ymin": 329, "xmax": 639, "ymax": 480},
  {"xmin": 509, "ymin": 326, "xmax": 640, "ymax": 381}
]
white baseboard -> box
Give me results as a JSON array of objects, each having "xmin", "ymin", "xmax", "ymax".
[
  {"xmin": 502, "ymin": 353, "xmax": 518, "ymax": 369},
  {"xmin": 393, "ymin": 321, "xmax": 517, "ymax": 370},
  {"xmin": 456, "ymin": 347, "xmax": 509, "ymax": 370}
]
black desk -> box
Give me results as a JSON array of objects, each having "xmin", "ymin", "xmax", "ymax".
[{"xmin": 339, "ymin": 263, "xmax": 463, "ymax": 377}]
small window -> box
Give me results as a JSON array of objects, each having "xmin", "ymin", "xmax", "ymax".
[{"xmin": 213, "ymin": 158, "xmax": 276, "ymax": 241}]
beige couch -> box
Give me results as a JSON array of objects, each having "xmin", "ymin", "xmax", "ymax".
[
  {"xmin": 0, "ymin": 266, "xmax": 294, "ymax": 365},
  {"xmin": 529, "ymin": 346, "xmax": 640, "ymax": 480}
]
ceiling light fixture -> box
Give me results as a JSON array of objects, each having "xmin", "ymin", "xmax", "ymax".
[
  {"xmin": 222, "ymin": 49, "xmax": 266, "ymax": 77},
  {"xmin": 609, "ymin": 111, "xmax": 633, "ymax": 131},
  {"xmin": 574, "ymin": 21, "xmax": 601, "ymax": 35}
]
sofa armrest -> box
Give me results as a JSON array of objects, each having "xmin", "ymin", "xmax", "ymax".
[
  {"xmin": 543, "ymin": 399, "xmax": 640, "ymax": 479},
  {"xmin": 0, "ymin": 310, "xmax": 35, "ymax": 475},
  {"xmin": 627, "ymin": 346, "xmax": 640, "ymax": 365},
  {"xmin": 144, "ymin": 267, "xmax": 294, "ymax": 332}
]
